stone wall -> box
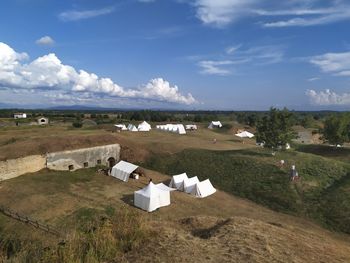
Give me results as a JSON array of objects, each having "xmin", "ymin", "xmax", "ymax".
[
  {"xmin": 46, "ymin": 144, "xmax": 120, "ymax": 171},
  {"xmin": 0, "ymin": 155, "xmax": 46, "ymax": 181}
]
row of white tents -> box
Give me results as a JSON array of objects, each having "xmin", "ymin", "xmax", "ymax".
[
  {"xmin": 156, "ymin": 124, "xmax": 187, "ymax": 135},
  {"xmin": 115, "ymin": 121, "xmax": 152, "ymax": 132},
  {"xmin": 110, "ymin": 160, "xmax": 216, "ymax": 212},
  {"xmin": 169, "ymin": 172, "xmax": 216, "ymax": 198}
]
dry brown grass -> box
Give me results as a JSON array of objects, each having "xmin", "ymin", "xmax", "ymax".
[{"xmin": 1, "ymin": 168, "xmax": 350, "ymax": 262}]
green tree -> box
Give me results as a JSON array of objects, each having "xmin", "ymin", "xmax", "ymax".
[
  {"xmin": 256, "ymin": 107, "xmax": 296, "ymax": 148},
  {"xmin": 322, "ymin": 114, "xmax": 350, "ymax": 145}
]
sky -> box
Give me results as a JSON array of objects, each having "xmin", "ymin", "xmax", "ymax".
[{"xmin": 1, "ymin": 0, "xmax": 350, "ymax": 110}]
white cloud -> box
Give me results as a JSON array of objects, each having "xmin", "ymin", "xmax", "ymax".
[
  {"xmin": 196, "ymin": 44, "xmax": 284, "ymax": 76},
  {"xmin": 189, "ymin": 0, "xmax": 350, "ymax": 28},
  {"xmin": 306, "ymin": 89, "xmax": 350, "ymax": 105},
  {"xmin": 0, "ymin": 42, "xmax": 196, "ymax": 105},
  {"xmin": 198, "ymin": 60, "xmax": 234, "ymax": 76},
  {"xmin": 193, "ymin": 0, "xmax": 257, "ymax": 27},
  {"xmin": 308, "ymin": 77, "xmax": 320, "ymax": 82},
  {"xmin": 58, "ymin": 6, "xmax": 115, "ymax": 21},
  {"xmin": 225, "ymin": 44, "xmax": 242, "ymax": 55},
  {"xmin": 310, "ymin": 51, "xmax": 350, "ymax": 76},
  {"xmin": 36, "ymin": 36, "xmax": 55, "ymax": 46}
]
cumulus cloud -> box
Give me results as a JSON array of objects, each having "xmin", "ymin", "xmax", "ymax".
[
  {"xmin": 310, "ymin": 51, "xmax": 350, "ymax": 76},
  {"xmin": 306, "ymin": 89, "xmax": 350, "ymax": 105},
  {"xmin": 36, "ymin": 36, "xmax": 55, "ymax": 46},
  {"xmin": 189, "ymin": 0, "xmax": 350, "ymax": 28},
  {"xmin": 58, "ymin": 6, "xmax": 115, "ymax": 21},
  {"xmin": 0, "ymin": 42, "xmax": 196, "ymax": 105}
]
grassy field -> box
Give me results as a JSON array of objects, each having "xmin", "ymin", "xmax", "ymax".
[{"xmin": 143, "ymin": 147, "xmax": 350, "ymax": 233}]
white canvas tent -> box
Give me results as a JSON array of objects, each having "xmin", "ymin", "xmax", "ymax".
[
  {"xmin": 111, "ymin": 160, "xmax": 139, "ymax": 182},
  {"xmin": 134, "ymin": 182, "xmax": 171, "ymax": 212},
  {"xmin": 115, "ymin": 124, "xmax": 127, "ymax": 131},
  {"xmin": 235, "ymin": 131, "xmax": 254, "ymax": 138},
  {"xmin": 208, "ymin": 121, "xmax": 222, "ymax": 129},
  {"xmin": 177, "ymin": 124, "xmax": 186, "ymax": 135},
  {"xmin": 183, "ymin": 176, "xmax": 200, "ymax": 193},
  {"xmin": 138, "ymin": 121, "xmax": 151, "ymax": 131},
  {"xmin": 185, "ymin": 124, "xmax": 197, "ymax": 130},
  {"xmin": 155, "ymin": 183, "xmax": 176, "ymax": 192},
  {"xmin": 128, "ymin": 124, "xmax": 138, "ymax": 132},
  {"xmin": 169, "ymin": 173, "xmax": 188, "ymax": 190},
  {"xmin": 191, "ymin": 179, "xmax": 216, "ymax": 198}
]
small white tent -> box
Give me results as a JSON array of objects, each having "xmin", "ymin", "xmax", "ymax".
[
  {"xmin": 115, "ymin": 124, "xmax": 127, "ymax": 131},
  {"xmin": 138, "ymin": 121, "xmax": 151, "ymax": 131},
  {"xmin": 235, "ymin": 131, "xmax": 254, "ymax": 138},
  {"xmin": 127, "ymin": 124, "xmax": 138, "ymax": 132},
  {"xmin": 183, "ymin": 176, "xmax": 200, "ymax": 193},
  {"xmin": 208, "ymin": 121, "xmax": 222, "ymax": 129},
  {"xmin": 185, "ymin": 124, "xmax": 197, "ymax": 130},
  {"xmin": 191, "ymin": 179, "xmax": 216, "ymax": 198},
  {"xmin": 169, "ymin": 173, "xmax": 188, "ymax": 190},
  {"xmin": 134, "ymin": 182, "xmax": 171, "ymax": 212},
  {"xmin": 111, "ymin": 160, "xmax": 139, "ymax": 182}
]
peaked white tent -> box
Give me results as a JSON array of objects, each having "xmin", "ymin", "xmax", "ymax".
[
  {"xmin": 235, "ymin": 131, "xmax": 254, "ymax": 138},
  {"xmin": 169, "ymin": 173, "xmax": 188, "ymax": 190},
  {"xmin": 111, "ymin": 160, "xmax": 139, "ymax": 182},
  {"xmin": 155, "ymin": 183, "xmax": 176, "ymax": 192},
  {"xmin": 115, "ymin": 124, "xmax": 127, "ymax": 131},
  {"xmin": 138, "ymin": 121, "xmax": 151, "ymax": 131},
  {"xmin": 183, "ymin": 176, "xmax": 200, "ymax": 193},
  {"xmin": 208, "ymin": 121, "xmax": 223, "ymax": 129},
  {"xmin": 191, "ymin": 179, "xmax": 216, "ymax": 198},
  {"xmin": 128, "ymin": 124, "xmax": 138, "ymax": 132},
  {"xmin": 134, "ymin": 182, "xmax": 171, "ymax": 212}
]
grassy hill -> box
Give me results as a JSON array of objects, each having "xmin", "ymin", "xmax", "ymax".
[{"xmin": 143, "ymin": 148, "xmax": 350, "ymax": 233}]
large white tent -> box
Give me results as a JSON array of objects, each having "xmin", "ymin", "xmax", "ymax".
[
  {"xmin": 235, "ymin": 131, "xmax": 254, "ymax": 138},
  {"xmin": 183, "ymin": 176, "xmax": 200, "ymax": 193},
  {"xmin": 191, "ymin": 179, "xmax": 216, "ymax": 198},
  {"xmin": 111, "ymin": 160, "xmax": 139, "ymax": 182},
  {"xmin": 115, "ymin": 124, "xmax": 127, "ymax": 131},
  {"xmin": 208, "ymin": 121, "xmax": 222, "ymax": 129},
  {"xmin": 169, "ymin": 173, "xmax": 188, "ymax": 190},
  {"xmin": 138, "ymin": 121, "xmax": 151, "ymax": 132},
  {"xmin": 128, "ymin": 124, "xmax": 138, "ymax": 132},
  {"xmin": 134, "ymin": 182, "xmax": 171, "ymax": 212}
]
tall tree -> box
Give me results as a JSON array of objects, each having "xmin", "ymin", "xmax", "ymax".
[{"xmin": 256, "ymin": 107, "xmax": 296, "ymax": 148}]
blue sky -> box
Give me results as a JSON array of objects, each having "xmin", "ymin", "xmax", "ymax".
[{"xmin": 1, "ymin": 0, "xmax": 350, "ymax": 110}]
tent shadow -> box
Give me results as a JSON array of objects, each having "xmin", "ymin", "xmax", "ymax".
[{"xmin": 121, "ymin": 193, "xmax": 134, "ymax": 208}]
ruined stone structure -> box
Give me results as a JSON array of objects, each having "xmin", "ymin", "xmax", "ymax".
[
  {"xmin": 0, "ymin": 155, "xmax": 46, "ymax": 181},
  {"xmin": 46, "ymin": 144, "xmax": 120, "ymax": 171},
  {"xmin": 0, "ymin": 144, "xmax": 120, "ymax": 181}
]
